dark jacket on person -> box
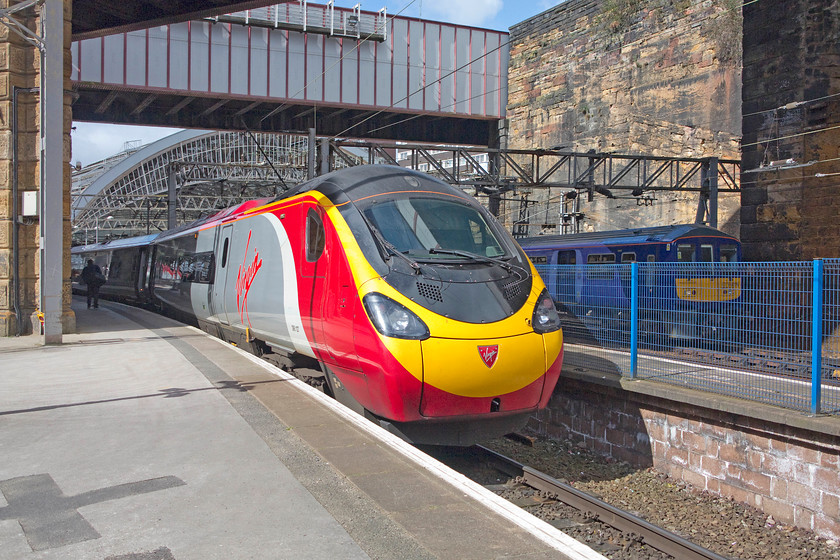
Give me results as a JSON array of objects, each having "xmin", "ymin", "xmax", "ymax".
[{"xmin": 81, "ymin": 262, "xmax": 105, "ymax": 286}]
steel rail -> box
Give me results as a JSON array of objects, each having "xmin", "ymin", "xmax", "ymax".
[{"xmin": 475, "ymin": 445, "xmax": 730, "ymax": 560}]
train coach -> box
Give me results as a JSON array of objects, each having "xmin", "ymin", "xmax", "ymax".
[
  {"xmin": 518, "ymin": 224, "xmax": 742, "ymax": 344},
  {"xmin": 73, "ymin": 165, "xmax": 564, "ymax": 445}
]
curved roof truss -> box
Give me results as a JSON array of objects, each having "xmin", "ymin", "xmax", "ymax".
[{"xmin": 71, "ymin": 129, "xmax": 360, "ymax": 244}]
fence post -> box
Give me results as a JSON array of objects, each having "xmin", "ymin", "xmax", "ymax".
[
  {"xmin": 630, "ymin": 262, "xmax": 639, "ymax": 379},
  {"xmin": 812, "ymin": 259, "xmax": 823, "ymax": 415}
]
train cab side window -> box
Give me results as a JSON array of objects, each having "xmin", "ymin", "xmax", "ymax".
[
  {"xmin": 677, "ymin": 244, "xmax": 695, "ymax": 262},
  {"xmin": 700, "ymin": 244, "xmax": 714, "ymax": 263},
  {"xmin": 721, "ymin": 244, "xmax": 738, "ymax": 263},
  {"xmin": 621, "ymin": 252, "xmax": 636, "ymax": 263},
  {"xmin": 647, "ymin": 255, "xmax": 656, "ymax": 262},
  {"xmin": 306, "ymin": 209, "xmax": 326, "ymax": 262}
]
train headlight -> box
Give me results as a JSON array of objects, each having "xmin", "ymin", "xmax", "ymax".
[
  {"xmin": 532, "ymin": 290, "xmax": 561, "ymax": 334},
  {"xmin": 363, "ymin": 293, "xmax": 430, "ymax": 340}
]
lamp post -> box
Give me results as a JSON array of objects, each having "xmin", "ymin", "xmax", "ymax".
[{"xmin": 95, "ymin": 215, "xmax": 113, "ymax": 244}]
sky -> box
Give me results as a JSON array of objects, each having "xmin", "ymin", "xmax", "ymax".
[{"xmin": 71, "ymin": 0, "xmax": 561, "ymax": 167}]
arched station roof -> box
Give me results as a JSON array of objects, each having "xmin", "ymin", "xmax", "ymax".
[{"xmin": 70, "ymin": 129, "xmax": 349, "ymax": 244}]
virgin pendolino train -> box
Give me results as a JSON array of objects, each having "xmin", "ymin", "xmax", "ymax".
[
  {"xmin": 73, "ymin": 165, "xmax": 564, "ymax": 445},
  {"xmin": 518, "ymin": 224, "xmax": 742, "ymax": 344}
]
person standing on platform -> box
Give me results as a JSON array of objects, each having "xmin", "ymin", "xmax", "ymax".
[{"xmin": 81, "ymin": 259, "xmax": 105, "ymax": 309}]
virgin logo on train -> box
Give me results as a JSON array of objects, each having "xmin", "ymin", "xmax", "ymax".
[
  {"xmin": 478, "ymin": 345, "xmax": 499, "ymax": 368},
  {"xmin": 236, "ymin": 231, "xmax": 262, "ymax": 327}
]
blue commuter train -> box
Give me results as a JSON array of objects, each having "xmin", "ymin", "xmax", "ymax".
[{"xmin": 518, "ymin": 224, "xmax": 743, "ymax": 344}]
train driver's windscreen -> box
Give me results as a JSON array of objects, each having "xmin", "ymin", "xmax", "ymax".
[{"xmin": 361, "ymin": 197, "xmax": 507, "ymax": 260}]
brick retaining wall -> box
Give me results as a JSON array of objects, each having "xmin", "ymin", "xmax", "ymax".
[{"xmin": 529, "ymin": 375, "xmax": 840, "ymax": 540}]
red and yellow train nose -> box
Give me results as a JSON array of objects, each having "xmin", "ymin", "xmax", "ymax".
[
  {"xmin": 362, "ymin": 285, "xmax": 564, "ymax": 420},
  {"xmin": 419, "ymin": 330, "xmax": 560, "ymax": 417}
]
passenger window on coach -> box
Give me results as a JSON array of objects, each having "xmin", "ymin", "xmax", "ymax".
[
  {"xmin": 700, "ymin": 244, "xmax": 714, "ymax": 262},
  {"xmin": 621, "ymin": 252, "xmax": 636, "ymax": 263},
  {"xmin": 586, "ymin": 253, "xmax": 615, "ymax": 280},
  {"xmin": 191, "ymin": 252, "xmax": 214, "ymax": 283},
  {"xmin": 558, "ymin": 251, "xmax": 576, "ymax": 264},
  {"xmin": 676, "ymin": 244, "xmax": 695, "ymax": 262},
  {"xmin": 587, "ymin": 253, "xmax": 615, "ymax": 264},
  {"xmin": 720, "ymin": 244, "xmax": 738, "ymax": 263},
  {"xmin": 306, "ymin": 209, "xmax": 326, "ymax": 262}
]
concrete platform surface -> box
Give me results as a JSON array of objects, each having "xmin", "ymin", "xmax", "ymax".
[{"xmin": 0, "ymin": 298, "xmax": 603, "ymax": 560}]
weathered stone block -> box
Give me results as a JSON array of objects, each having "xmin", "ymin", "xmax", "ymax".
[
  {"xmin": 742, "ymin": 222, "xmax": 798, "ymax": 243},
  {"xmin": 0, "ymin": 310, "xmax": 15, "ymax": 337},
  {"xmin": 0, "ymin": 220, "xmax": 10, "ymax": 247},
  {"xmin": 741, "ymin": 187, "xmax": 768, "ymax": 206}
]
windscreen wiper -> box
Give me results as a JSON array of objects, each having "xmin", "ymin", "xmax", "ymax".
[
  {"xmin": 427, "ymin": 248, "xmax": 532, "ymax": 286},
  {"xmin": 427, "ymin": 247, "xmax": 513, "ymax": 271},
  {"xmin": 363, "ymin": 217, "xmax": 422, "ymax": 274}
]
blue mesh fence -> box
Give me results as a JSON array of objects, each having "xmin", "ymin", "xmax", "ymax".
[{"xmin": 535, "ymin": 260, "xmax": 840, "ymax": 415}]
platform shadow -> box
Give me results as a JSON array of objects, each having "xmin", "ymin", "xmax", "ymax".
[{"xmin": 0, "ymin": 378, "xmax": 290, "ymax": 417}]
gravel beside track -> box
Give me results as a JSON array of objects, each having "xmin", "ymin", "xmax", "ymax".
[{"xmin": 470, "ymin": 436, "xmax": 840, "ymax": 560}]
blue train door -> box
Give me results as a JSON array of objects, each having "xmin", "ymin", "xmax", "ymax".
[{"xmin": 557, "ymin": 250, "xmax": 577, "ymax": 304}]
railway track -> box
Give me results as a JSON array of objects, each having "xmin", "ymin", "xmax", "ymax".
[{"xmin": 469, "ymin": 445, "xmax": 730, "ymax": 560}]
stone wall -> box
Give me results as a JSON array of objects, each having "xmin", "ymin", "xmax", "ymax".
[
  {"xmin": 0, "ymin": 1, "xmax": 38, "ymax": 336},
  {"xmin": 504, "ymin": 0, "xmax": 742, "ymax": 237},
  {"xmin": 740, "ymin": 0, "xmax": 840, "ymax": 261},
  {"xmin": 0, "ymin": 0, "xmax": 74, "ymax": 337},
  {"xmin": 530, "ymin": 375, "xmax": 840, "ymax": 540}
]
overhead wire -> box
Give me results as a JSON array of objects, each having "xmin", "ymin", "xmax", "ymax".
[
  {"xmin": 741, "ymin": 124, "xmax": 840, "ymax": 149},
  {"xmin": 330, "ymin": 35, "xmax": 512, "ymax": 139},
  {"xmin": 248, "ymin": 0, "xmax": 767, "ymax": 145},
  {"xmin": 361, "ymin": 84, "xmax": 505, "ymax": 136},
  {"xmin": 330, "ymin": 0, "xmax": 765, "ymax": 141},
  {"xmin": 252, "ymin": 0, "xmax": 835, "ymax": 234}
]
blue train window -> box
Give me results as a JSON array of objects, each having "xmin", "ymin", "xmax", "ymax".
[
  {"xmin": 677, "ymin": 244, "xmax": 695, "ymax": 262},
  {"xmin": 700, "ymin": 244, "xmax": 714, "ymax": 262},
  {"xmin": 621, "ymin": 252, "xmax": 636, "ymax": 263},
  {"xmin": 587, "ymin": 253, "xmax": 615, "ymax": 264},
  {"xmin": 586, "ymin": 253, "xmax": 615, "ymax": 280},
  {"xmin": 559, "ymin": 251, "xmax": 575, "ymax": 264},
  {"xmin": 721, "ymin": 244, "xmax": 738, "ymax": 262}
]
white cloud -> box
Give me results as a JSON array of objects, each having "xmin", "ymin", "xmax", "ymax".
[
  {"xmin": 419, "ymin": 0, "xmax": 503, "ymax": 27},
  {"xmin": 71, "ymin": 123, "xmax": 182, "ymax": 168}
]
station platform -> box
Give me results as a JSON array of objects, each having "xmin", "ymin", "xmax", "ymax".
[{"xmin": 0, "ymin": 298, "xmax": 603, "ymax": 560}]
